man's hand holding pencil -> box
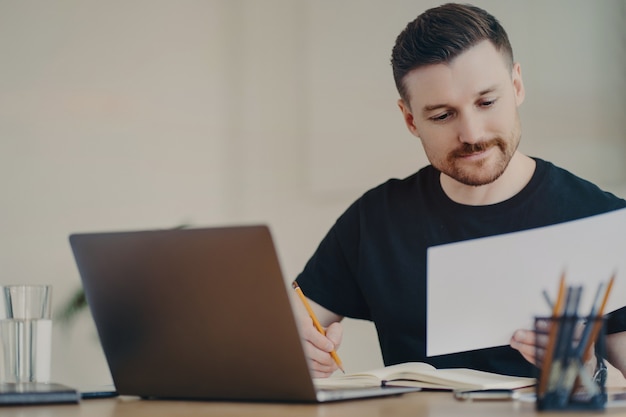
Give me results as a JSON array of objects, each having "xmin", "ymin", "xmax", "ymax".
[{"xmin": 291, "ymin": 281, "xmax": 345, "ymax": 378}]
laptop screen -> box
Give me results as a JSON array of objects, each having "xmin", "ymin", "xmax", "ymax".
[{"xmin": 70, "ymin": 225, "xmax": 319, "ymax": 401}]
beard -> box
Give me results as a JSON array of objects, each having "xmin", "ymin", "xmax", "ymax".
[{"xmin": 433, "ymin": 122, "xmax": 521, "ymax": 187}]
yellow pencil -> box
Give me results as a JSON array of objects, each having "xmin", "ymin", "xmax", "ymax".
[
  {"xmin": 292, "ymin": 281, "xmax": 345, "ymax": 373},
  {"xmin": 538, "ymin": 271, "xmax": 567, "ymax": 395},
  {"xmin": 581, "ymin": 272, "xmax": 616, "ymax": 362}
]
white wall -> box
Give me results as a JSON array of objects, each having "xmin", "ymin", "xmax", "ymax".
[{"xmin": 0, "ymin": 0, "xmax": 624, "ymax": 387}]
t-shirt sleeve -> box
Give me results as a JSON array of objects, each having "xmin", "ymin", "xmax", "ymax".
[
  {"xmin": 606, "ymin": 306, "xmax": 626, "ymax": 334},
  {"xmin": 295, "ymin": 201, "xmax": 371, "ymax": 320}
]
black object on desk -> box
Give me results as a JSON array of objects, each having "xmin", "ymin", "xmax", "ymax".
[
  {"xmin": 0, "ymin": 382, "xmax": 80, "ymax": 405},
  {"xmin": 80, "ymin": 384, "xmax": 118, "ymax": 399}
]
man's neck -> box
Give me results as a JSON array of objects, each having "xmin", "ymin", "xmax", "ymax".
[{"xmin": 439, "ymin": 152, "xmax": 536, "ymax": 206}]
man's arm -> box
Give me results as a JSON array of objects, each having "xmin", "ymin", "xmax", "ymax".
[
  {"xmin": 606, "ymin": 331, "xmax": 626, "ymax": 378},
  {"xmin": 289, "ymin": 289, "xmax": 344, "ymax": 378}
]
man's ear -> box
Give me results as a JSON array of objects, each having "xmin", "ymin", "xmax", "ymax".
[
  {"xmin": 512, "ymin": 62, "xmax": 525, "ymax": 106},
  {"xmin": 397, "ymin": 99, "xmax": 420, "ymax": 137}
]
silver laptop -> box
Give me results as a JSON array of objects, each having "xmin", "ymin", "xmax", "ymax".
[{"xmin": 69, "ymin": 225, "xmax": 417, "ymax": 402}]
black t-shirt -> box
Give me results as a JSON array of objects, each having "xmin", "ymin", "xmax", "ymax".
[{"xmin": 296, "ymin": 158, "xmax": 626, "ymax": 377}]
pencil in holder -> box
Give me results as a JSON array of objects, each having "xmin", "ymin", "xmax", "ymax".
[{"xmin": 535, "ymin": 315, "xmax": 607, "ymax": 411}]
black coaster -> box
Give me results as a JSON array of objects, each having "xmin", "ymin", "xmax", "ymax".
[{"xmin": 0, "ymin": 382, "xmax": 80, "ymax": 405}]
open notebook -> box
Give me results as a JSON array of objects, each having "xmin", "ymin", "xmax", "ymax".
[
  {"xmin": 69, "ymin": 225, "xmax": 418, "ymax": 402},
  {"xmin": 314, "ymin": 362, "xmax": 535, "ymax": 391}
]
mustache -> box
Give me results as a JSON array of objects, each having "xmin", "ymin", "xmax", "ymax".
[{"xmin": 450, "ymin": 138, "xmax": 505, "ymax": 158}]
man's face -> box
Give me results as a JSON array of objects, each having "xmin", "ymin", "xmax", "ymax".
[{"xmin": 398, "ymin": 40, "xmax": 525, "ymax": 187}]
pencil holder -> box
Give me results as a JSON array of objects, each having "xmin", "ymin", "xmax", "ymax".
[{"xmin": 534, "ymin": 316, "xmax": 607, "ymax": 411}]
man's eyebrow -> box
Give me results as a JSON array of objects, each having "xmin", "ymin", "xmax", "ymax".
[
  {"xmin": 422, "ymin": 103, "xmax": 448, "ymax": 114},
  {"xmin": 478, "ymin": 85, "xmax": 498, "ymax": 96}
]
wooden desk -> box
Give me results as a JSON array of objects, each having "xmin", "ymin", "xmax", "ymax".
[{"xmin": 2, "ymin": 391, "xmax": 625, "ymax": 417}]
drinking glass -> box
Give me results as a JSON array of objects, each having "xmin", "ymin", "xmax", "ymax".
[{"xmin": 0, "ymin": 285, "xmax": 53, "ymax": 384}]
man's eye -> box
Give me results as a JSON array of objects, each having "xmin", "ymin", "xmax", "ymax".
[
  {"xmin": 431, "ymin": 113, "xmax": 450, "ymax": 122},
  {"xmin": 480, "ymin": 99, "xmax": 496, "ymax": 107}
]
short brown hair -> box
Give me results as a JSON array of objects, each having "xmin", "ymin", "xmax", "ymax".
[{"xmin": 391, "ymin": 3, "xmax": 514, "ymax": 103}]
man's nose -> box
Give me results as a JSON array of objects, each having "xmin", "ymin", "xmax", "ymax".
[{"xmin": 456, "ymin": 113, "xmax": 484, "ymax": 144}]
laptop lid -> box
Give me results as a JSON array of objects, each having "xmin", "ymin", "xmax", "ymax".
[{"xmin": 69, "ymin": 225, "xmax": 415, "ymax": 402}]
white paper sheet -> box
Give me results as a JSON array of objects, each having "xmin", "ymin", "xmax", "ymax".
[{"xmin": 426, "ymin": 208, "xmax": 626, "ymax": 357}]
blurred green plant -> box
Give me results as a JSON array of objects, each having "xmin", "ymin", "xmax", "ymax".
[{"xmin": 56, "ymin": 286, "xmax": 88, "ymax": 327}]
